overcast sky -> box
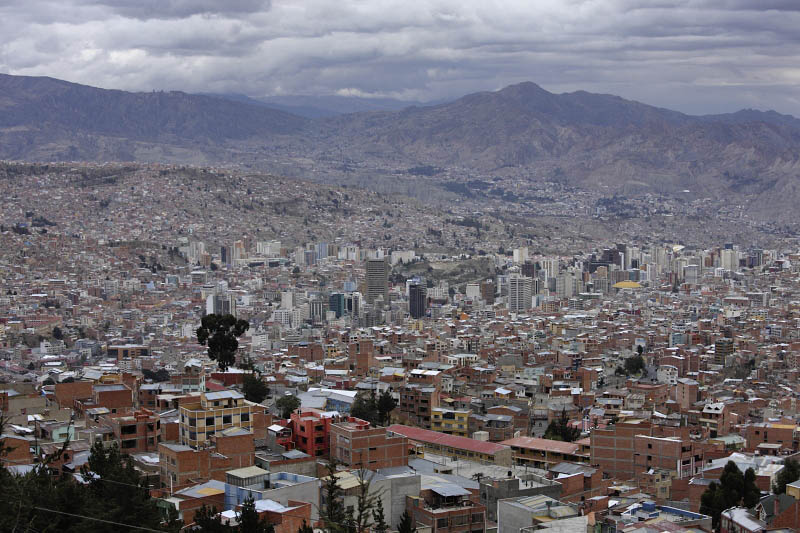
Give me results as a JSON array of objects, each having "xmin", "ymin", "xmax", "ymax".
[{"xmin": 2, "ymin": 0, "xmax": 799, "ymax": 115}]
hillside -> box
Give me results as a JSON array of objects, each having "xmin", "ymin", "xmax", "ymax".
[
  {"xmin": 1, "ymin": 74, "xmax": 800, "ymax": 216},
  {"xmin": 0, "ymin": 74, "xmax": 308, "ymax": 162}
]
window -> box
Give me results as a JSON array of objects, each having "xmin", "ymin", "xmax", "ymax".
[
  {"xmin": 647, "ymin": 443, "xmax": 652, "ymax": 449},
  {"xmin": 223, "ymin": 415, "xmax": 232, "ymax": 424},
  {"xmin": 122, "ymin": 439, "xmax": 136, "ymax": 449},
  {"xmin": 189, "ymin": 418, "xmax": 196, "ymax": 427},
  {"xmin": 241, "ymin": 413, "xmax": 250, "ymax": 422},
  {"xmin": 206, "ymin": 417, "xmax": 214, "ymax": 426},
  {"xmin": 437, "ymin": 518, "xmax": 448, "ymax": 528},
  {"xmin": 471, "ymin": 514, "xmax": 483, "ymax": 523}
]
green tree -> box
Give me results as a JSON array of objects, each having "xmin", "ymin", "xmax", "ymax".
[
  {"xmin": 353, "ymin": 468, "xmax": 381, "ymax": 533},
  {"xmin": 276, "ymin": 394, "xmax": 301, "ymax": 419},
  {"xmin": 143, "ymin": 368, "xmax": 172, "ymax": 382},
  {"xmin": 52, "ymin": 326, "xmax": 64, "ymax": 340},
  {"xmin": 397, "ymin": 510, "xmax": 416, "ymax": 533},
  {"xmin": 321, "ymin": 460, "xmax": 347, "ymax": 533},
  {"xmin": 298, "ymin": 520, "xmax": 314, "ymax": 533},
  {"xmin": 699, "ymin": 461, "xmax": 760, "ymax": 530},
  {"xmin": 377, "ymin": 389, "xmax": 397, "ymax": 426},
  {"xmin": 543, "ymin": 408, "xmax": 581, "ymax": 442},
  {"xmin": 774, "ymin": 458, "xmax": 800, "ymax": 494},
  {"xmin": 238, "ymin": 494, "xmax": 274, "ymax": 533},
  {"xmin": 194, "ymin": 504, "xmax": 234, "ymax": 532},
  {"xmin": 243, "ymin": 374, "xmax": 269, "ymax": 404},
  {"xmin": 196, "ymin": 314, "xmax": 250, "ymax": 371},
  {"xmin": 372, "ymin": 504, "xmax": 389, "ymax": 533},
  {"xmin": 350, "ymin": 391, "xmax": 379, "ymax": 425},
  {"xmin": 624, "ymin": 354, "xmax": 645, "ymax": 375}
]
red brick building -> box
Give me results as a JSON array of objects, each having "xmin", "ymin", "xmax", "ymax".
[
  {"xmin": 158, "ymin": 429, "xmax": 255, "ymax": 490},
  {"xmin": 330, "ymin": 417, "xmax": 408, "ymax": 469},
  {"xmin": 288, "ymin": 408, "xmax": 340, "ymax": 457},
  {"xmin": 101, "ymin": 408, "xmax": 160, "ymax": 453}
]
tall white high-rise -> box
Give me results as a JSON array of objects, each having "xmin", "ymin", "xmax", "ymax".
[{"xmin": 508, "ymin": 276, "xmax": 533, "ymax": 312}]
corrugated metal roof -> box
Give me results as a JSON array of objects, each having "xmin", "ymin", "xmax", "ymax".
[
  {"xmin": 430, "ymin": 484, "xmax": 471, "ymax": 497},
  {"xmin": 387, "ymin": 424, "xmax": 509, "ymax": 455}
]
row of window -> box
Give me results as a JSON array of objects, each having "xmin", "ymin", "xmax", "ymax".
[{"xmin": 185, "ymin": 412, "xmax": 250, "ymax": 427}]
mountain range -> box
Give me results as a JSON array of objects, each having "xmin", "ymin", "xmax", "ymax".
[{"xmin": 1, "ymin": 73, "xmax": 799, "ymax": 216}]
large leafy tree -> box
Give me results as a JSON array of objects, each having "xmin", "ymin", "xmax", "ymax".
[
  {"xmin": 699, "ymin": 461, "xmax": 760, "ymax": 530},
  {"xmin": 196, "ymin": 313, "xmax": 250, "ymax": 371},
  {"xmin": 243, "ymin": 374, "xmax": 269, "ymax": 404},
  {"xmin": 774, "ymin": 459, "xmax": 800, "ymax": 494},
  {"xmin": 543, "ymin": 408, "xmax": 581, "ymax": 442},
  {"xmin": 350, "ymin": 391, "xmax": 379, "ymax": 425},
  {"xmin": 276, "ymin": 394, "xmax": 301, "ymax": 419},
  {"xmin": 377, "ymin": 390, "xmax": 397, "ymax": 426}
]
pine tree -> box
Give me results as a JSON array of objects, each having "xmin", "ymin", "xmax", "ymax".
[
  {"xmin": 297, "ymin": 520, "xmax": 314, "ymax": 533},
  {"xmin": 372, "ymin": 503, "xmax": 390, "ymax": 533},
  {"xmin": 194, "ymin": 504, "xmax": 234, "ymax": 532},
  {"xmin": 321, "ymin": 460, "xmax": 347, "ymax": 533},
  {"xmin": 377, "ymin": 390, "xmax": 397, "ymax": 426},
  {"xmin": 353, "ymin": 468, "xmax": 380, "ymax": 533},
  {"xmin": 398, "ymin": 510, "xmax": 416, "ymax": 533},
  {"xmin": 238, "ymin": 495, "xmax": 274, "ymax": 533}
]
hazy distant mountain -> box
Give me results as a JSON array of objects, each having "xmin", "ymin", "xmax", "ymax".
[
  {"xmin": 2, "ymin": 74, "xmax": 800, "ymax": 216},
  {"xmin": 317, "ymin": 82, "xmax": 800, "ymax": 201},
  {"xmin": 0, "ymin": 74, "xmax": 307, "ymax": 162},
  {"xmin": 200, "ymin": 92, "xmax": 437, "ymax": 118},
  {"xmin": 261, "ymin": 94, "xmax": 435, "ymax": 117}
]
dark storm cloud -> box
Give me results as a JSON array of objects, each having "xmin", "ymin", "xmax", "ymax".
[{"xmin": 1, "ymin": 1, "xmax": 799, "ymax": 115}]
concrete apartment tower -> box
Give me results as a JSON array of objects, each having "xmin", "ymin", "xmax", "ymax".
[{"xmin": 365, "ymin": 257, "xmax": 389, "ymax": 306}]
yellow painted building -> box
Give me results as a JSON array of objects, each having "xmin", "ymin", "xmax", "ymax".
[
  {"xmin": 179, "ymin": 390, "xmax": 253, "ymax": 447},
  {"xmin": 431, "ymin": 407, "xmax": 471, "ymax": 437}
]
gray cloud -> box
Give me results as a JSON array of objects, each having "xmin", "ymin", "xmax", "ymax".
[{"xmin": 1, "ymin": 0, "xmax": 799, "ymax": 115}]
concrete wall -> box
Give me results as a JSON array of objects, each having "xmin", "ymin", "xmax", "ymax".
[
  {"xmin": 481, "ymin": 477, "xmax": 561, "ymax": 522},
  {"xmin": 386, "ymin": 474, "xmax": 421, "ymax": 528},
  {"xmin": 264, "ymin": 478, "xmax": 321, "ymax": 521},
  {"xmin": 497, "ymin": 499, "xmax": 533, "ymax": 533}
]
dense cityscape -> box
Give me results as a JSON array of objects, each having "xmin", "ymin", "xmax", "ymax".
[{"xmin": 2, "ymin": 161, "xmax": 800, "ymax": 532}]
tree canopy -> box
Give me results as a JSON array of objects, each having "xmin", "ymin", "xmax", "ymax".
[
  {"xmin": 276, "ymin": 394, "xmax": 301, "ymax": 419},
  {"xmin": 0, "ymin": 438, "xmax": 181, "ymax": 532},
  {"xmin": 243, "ymin": 374, "xmax": 269, "ymax": 404},
  {"xmin": 349, "ymin": 389, "xmax": 397, "ymax": 427},
  {"xmin": 699, "ymin": 461, "xmax": 760, "ymax": 530},
  {"xmin": 397, "ymin": 510, "xmax": 416, "ymax": 533},
  {"xmin": 774, "ymin": 458, "xmax": 800, "ymax": 494},
  {"xmin": 196, "ymin": 313, "xmax": 250, "ymax": 371},
  {"xmin": 624, "ymin": 354, "xmax": 645, "ymax": 375},
  {"xmin": 543, "ymin": 408, "xmax": 581, "ymax": 442}
]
